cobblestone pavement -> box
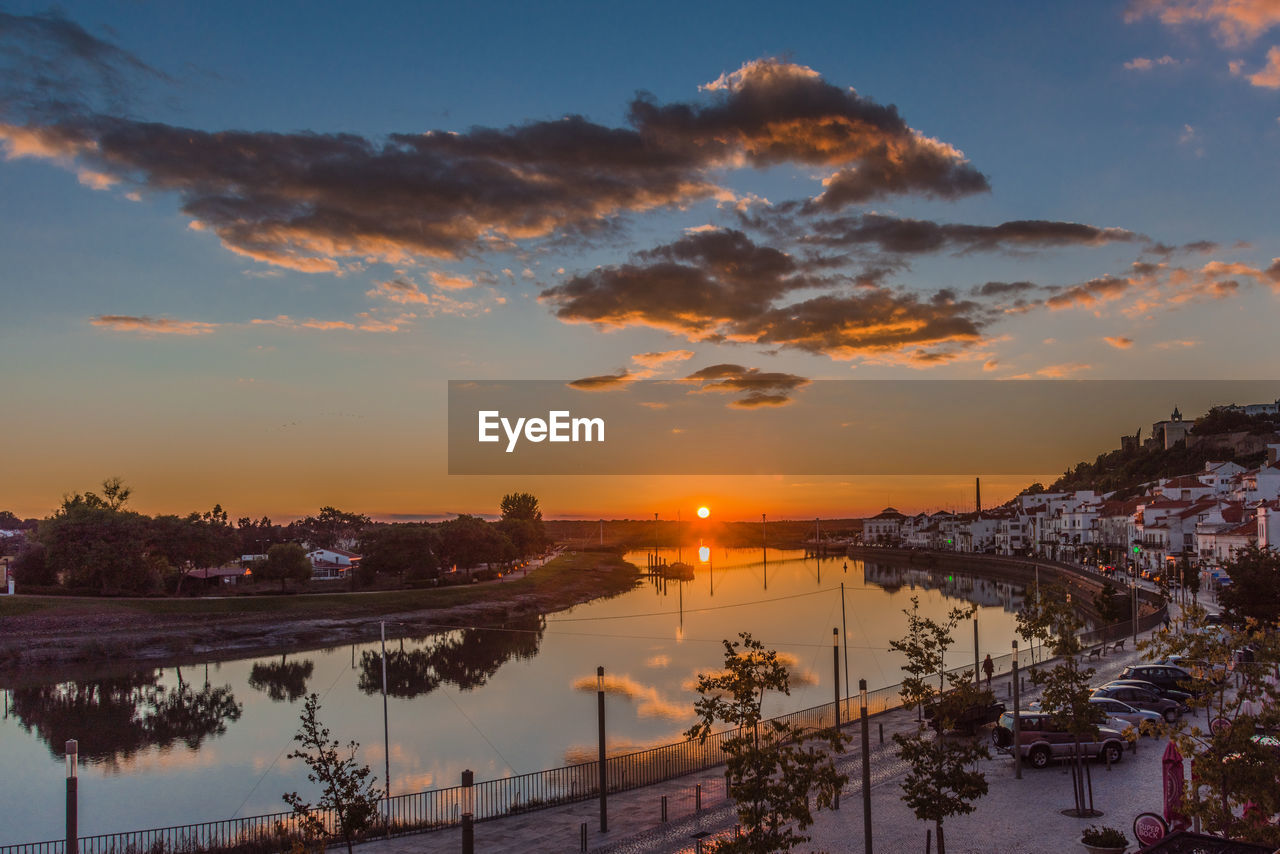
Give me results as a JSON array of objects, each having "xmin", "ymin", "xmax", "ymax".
[{"xmin": 356, "ymin": 587, "xmax": 1204, "ymax": 853}]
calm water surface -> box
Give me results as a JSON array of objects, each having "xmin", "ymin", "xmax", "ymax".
[{"xmin": 0, "ymin": 549, "xmax": 1025, "ymax": 841}]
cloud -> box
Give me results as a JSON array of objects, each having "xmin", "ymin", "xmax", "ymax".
[
  {"xmin": 542, "ymin": 228, "xmax": 991, "ymax": 363},
  {"xmin": 570, "ymin": 672, "xmax": 686, "ymax": 720},
  {"xmin": 249, "ymin": 312, "xmax": 415, "ymax": 332},
  {"xmin": 631, "ymin": 349, "xmax": 695, "ymax": 368},
  {"xmin": 682, "ymin": 363, "xmax": 810, "ymax": 407},
  {"xmin": 1126, "ymin": 0, "xmax": 1280, "ymax": 46},
  {"xmin": 804, "ymin": 214, "xmax": 1137, "ymax": 255},
  {"xmin": 428, "ymin": 271, "xmax": 476, "ymax": 290},
  {"xmin": 366, "ymin": 277, "xmax": 487, "ymax": 316},
  {"xmin": 1242, "ymin": 45, "xmax": 1280, "ymax": 86},
  {"xmin": 0, "ymin": 10, "xmax": 168, "ymax": 117},
  {"xmin": 1125, "ymin": 55, "xmax": 1180, "ymax": 69},
  {"xmin": 1, "ymin": 54, "xmax": 992, "ymax": 275},
  {"xmin": 1037, "ymin": 362, "xmax": 1091, "ymax": 378},
  {"xmin": 90, "ymin": 314, "xmax": 217, "ymax": 335},
  {"xmin": 567, "ymin": 370, "xmax": 636, "ymax": 391},
  {"xmin": 1045, "ymin": 275, "xmax": 1134, "ymax": 309},
  {"xmin": 1155, "ymin": 338, "xmax": 1200, "ymax": 349},
  {"xmin": 633, "ymin": 59, "xmax": 989, "ymax": 207},
  {"xmin": 1104, "ymin": 335, "xmax": 1135, "ymax": 349}
]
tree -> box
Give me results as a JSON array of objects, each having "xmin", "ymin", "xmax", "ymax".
[
  {"xmin": 889, "ymin": 596, "xmax": 989, "ymax": 854},
  {"xmin": 357, "ymin": 524, "xmax": 439, "ymax": 585},
  {"xmin": 686, "ymin": 632, "xmax": 846, "ymax": 853},
  {"xmin": 1018, "ymin": 584, "xmax": 1104, "ymax": 816},
  {"xmin": 1139, "ymin": 603, "xmax": 1280, "ymax": 846},
  {"xmin": 499, "ymin": 493, "xmax": 548, "ymax": 560},
  {"xmin": 256, "ymin": 543, "xmax": 313, "ymax": 592},
  {"xmin": 299, "ymin": 507, "xmax": 370, "ymax": 551},
  {"xmin": 283, "ymin": 694, "xmax": 383, "ymax": 854},
  {"xmin": 1093, "ymin": 580, "xmax": 1126, "ymax": 632},
  {"xmin": 437, "ymin": 515, "xmax": 513, "ymax": 572},
  {"xmin": 38, "ymin": 481, "xmax": 154, "ymax": 593},
  {"xmin": 1218, "ymin": 545, "xmax": 1280, "ymax": 625},
  {"xmin": 248, "ymin": 656, "xmax": 314, "ymax": 703}
]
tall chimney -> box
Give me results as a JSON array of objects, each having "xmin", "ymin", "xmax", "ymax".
[
  {"xmin": 1260, "ymin": 504, "xmax": 1270, "ymax": 551},
  {"xmin": 975, "ymin": 477, "xmax": 982, "ymax": 514}
]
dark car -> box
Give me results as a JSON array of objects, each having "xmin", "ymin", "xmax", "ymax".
[
  {"xmin": 1092, "ymin": 684, "xmax": 1182, "ymax": 722},
  {"xmin": 924, "ymin": 698, "xmax": 1005, "ymax": 734},
  {"xmin": 991, "ymin": 710, "xmax": 1126, "ymax": 769},
  {"xmin": 1120, "ymin": 664, "xmax": 1208, "ymax": 697},
  {"xmin": 1102, "ymin": 679, "xmax": 1193, "ymax": 710}
]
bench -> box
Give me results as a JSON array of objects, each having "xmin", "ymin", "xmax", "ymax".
[
  {"xmin": 1088, "ymin": 646, "xmax": 1104, "ymax": 661},
  {"xmin": 1110, "ymin": 639, "xmax": 1126, "ymax": 653}
]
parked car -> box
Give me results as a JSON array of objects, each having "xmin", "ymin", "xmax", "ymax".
[
  {"xmin": 991, "ymin": 710, "xmax": 1127, "ymax": 769},
  {"xmin": 1092, "ymin": 684, "xmax": 1182, "ymax": 722},
  {"xmin": 924, "ymin": 697, "xmax": 1006, "ymax": 735},
  {"xmin": 1089, "ymin": 697, "xmax": 1162, "ymax": 733},
  {"xmin": 1102, "ymin": 679, "xmax": 1193, "ymax": 710},
  {"xmin": 1120, "ymin": 663, "xmax": 1209, "ymax": 697}
]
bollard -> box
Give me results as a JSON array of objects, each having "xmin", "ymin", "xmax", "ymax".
[
  {"xmin": 580, "ymin": 822, "xmax": 587, "ymax": 852},
  {"xmin": 696, "ymin": 783, "xmax": 702, "ymax": 813},
  {"xmin": 878, "ymin": 722, "xmax": 883, "ymax": 744},
  {"xmin": 661, "ymin": 795, "xmax": 667, "ymax": 823},
  {"xmin": 925, "ymin": 827, "xmax": 932, "ymax": 854}
]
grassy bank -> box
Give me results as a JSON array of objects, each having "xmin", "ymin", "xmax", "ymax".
[
  {"xmin": 0, "ymin": 551, "xmax": 636, "ymax": 620},
  {"xmin": 0, "ymin": 551, "xmax": 640, "ymax": 677}
]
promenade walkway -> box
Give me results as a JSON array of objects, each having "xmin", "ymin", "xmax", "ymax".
[{"xmin": 358, "ymin": 584, "xmax": 1198, "ymax": 853}]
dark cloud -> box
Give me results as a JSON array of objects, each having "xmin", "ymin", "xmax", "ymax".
[
  {"xmin": 541, "ymin": 229, "xmax": 810, "ymax": 336},
  {"xmin": 543, "ymin": 229, "xmax": 993, "ymax": 362},
  {"xmin": 0, "ymin": 10, "xmax": 166, "ymax": 117},
  {"xmin": 805, "ymin": 214, "xmax": 1137, "ymax": 254},
  {"xmin": 971, "ymin": 280, "xmax": 1041, "ymax": 297},
  {"xmin": 567, "ymin": 370, "xmax": 635, "ymax": 390},
  {"xmin": 683, "ymin": 364, "xmax": 810, "ymax": 408},
  {"xmin": 1143, "ymin": 239, "xmax": 1221, "ymax": 256},
  {"xmin": 1, "ymin": 53, "xmax": 995, "ymax": 274}
]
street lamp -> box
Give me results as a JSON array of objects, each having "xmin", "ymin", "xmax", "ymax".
[{"xmin": 597, "ymin": 666, "xmax": 607, "ymax": 833}]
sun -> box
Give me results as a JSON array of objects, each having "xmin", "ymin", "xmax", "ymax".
[{"xmin": 697, "ymin": 506, "xmax": 710, "ymax": 519}]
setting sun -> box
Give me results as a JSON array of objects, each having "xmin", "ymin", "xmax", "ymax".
[{"xmin": 697, "ymin": 506, "xmax": 710, "ymax": 518}]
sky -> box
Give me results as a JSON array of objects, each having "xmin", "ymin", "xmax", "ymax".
[{"xmin": 2, "ymin": 0, "xmax": 1280, "ymax": 521}]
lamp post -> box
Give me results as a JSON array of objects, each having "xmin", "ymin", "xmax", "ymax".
[
  {"xmin": 597, "ymin": 666, "xmax": 608, "ymax": 833},
  {"xmin": 1012, "ymin": 641, "xmax": 1021, "ymax": 781},
  {"xmin": 66, "ymin": 739, "xmax": 78, "ymax": 854},
  {"xmin": 860, "ymin": 679, "xmax": 872, "ymax": 854},
  {"xmin": 460, "ymin": 769, "xmax": 474, "ymax": 854}
]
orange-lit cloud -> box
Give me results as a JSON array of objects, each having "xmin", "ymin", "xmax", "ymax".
[
  {"xmin": 632, "ymin": 349, "xmax": 696, "ymax": 368},
  {"xmin": 1124, "ymin": 55, "xmax": 1180, "ymax": 69},
  {"xmin": 568, "ymin": 371, "xmax": 636, "ymax": 391},
  {"xmin": 1127, "ymin": 0, "xmax": 1280, "ymax": 46},
  {"xmin": 90, "ymin": 314, "xmax": 218, "ymax": 335},
  {"xmin": 1036, "ymin": 362, "xmax": 1092, "ymax": 378},
  {"xmin": 428, "ymin": 271, "xmax": 476, "ymax": 290},
  {"xmin": 1104, "ymin": 336, "xmax": 1135, "ymax": 349},
  {"xmin": 1243, "ymin": 45, "xmax": 1280, "ymax": 85}
]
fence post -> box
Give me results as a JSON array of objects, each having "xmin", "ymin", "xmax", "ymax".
[
  {"xmin": 66, "ymin": 739, "xmax": 78, "ymax": 854},
  {"xmin": 696, "ymin": 783, "xmax": 702, "ymax": 814}
]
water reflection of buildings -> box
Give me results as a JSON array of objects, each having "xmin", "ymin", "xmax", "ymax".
[{"xmin": 862, "ymin": 562, "xmax": 1025, "ymax": 613}]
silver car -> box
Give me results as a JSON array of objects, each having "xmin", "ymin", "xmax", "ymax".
[{"xmin": 1089, "ymin": 696, "xmax": 1161, "ymax": 734}]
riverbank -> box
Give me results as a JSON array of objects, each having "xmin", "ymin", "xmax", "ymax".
[{"xmin": 0, "ymin": 551, "xmax": 641, "ymax": 682}]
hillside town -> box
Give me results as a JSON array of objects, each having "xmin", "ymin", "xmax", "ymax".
[{"xmin": 864, "ymin": 403, "xmax": 1280, "ymax": 591}]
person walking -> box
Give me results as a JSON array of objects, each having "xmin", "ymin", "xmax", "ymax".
[{"xmin": 982, "ymin": 653, "xmax": 994, "ymax": 689}]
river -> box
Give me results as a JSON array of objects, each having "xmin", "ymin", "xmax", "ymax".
[{"xmin": 0, "ymin": 549, "xmax": 1026, "ymax": 843}]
